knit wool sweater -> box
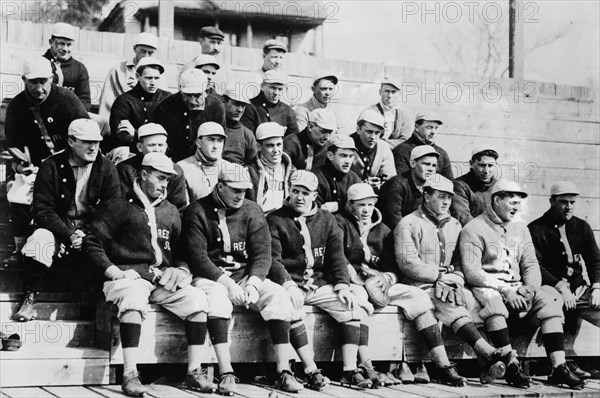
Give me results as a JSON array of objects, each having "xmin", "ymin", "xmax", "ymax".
[
  {"xmin": 43, "ymin": 49, "xmax": 91, "ymax": 110},
  {"xmin": 313, "ymin": 161, "xmax": 361, "ymax": 209},
  {"xmin": 377, "ymin": 171, "xmax": 423, "ymax": 230},
  {"xmin": 246, "ymin": 152, "xmax": 295, "ymax": 213},
  {"xmin": 223, "ymin": 118, "xmax": 258, "ymax": 165},
  {"xmin": 241, "ymin": 91, "xmax": 299, "ymax": 136},
  {"xmin": 451, "ymin": 170, "xmax": 496, "ymax": 226},
  {"xmin": 392, "ymin": 134, "xmax": 454, "ymax": 180},
  {"xmin": 350, "ymin": 132, "xmax": 397, "ymax": 180},
  {"xmin": 282, "ymin": 128, "xmax": 328, "ymax": 171}
]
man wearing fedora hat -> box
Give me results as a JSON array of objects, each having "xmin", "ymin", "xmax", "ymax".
[
  {"xmin": 393, "ymin": 114, "xmax": 453, "ymax": 180},
  {"xmin": 13, "ymin": 119, "xmax": 121, "ymax": 322},
  {"xmin": 85, "ymin": 152, "xmax": 213, "ymax": 396},
  {"xmin": 222, "ymin": 88, "xmax": 257, "ymax": 165},
  {"xmin": 458, "ymin": 179, "xmax": 584, "ymax": 389},
  {"xmin": 109, "ymin": 57, "xmax": 171, "ymax": 152},
  {"xmin": 99, "ymin": 32, "xmax": 160, "ymax": 119}
]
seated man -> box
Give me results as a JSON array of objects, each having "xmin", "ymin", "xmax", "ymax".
[
  {"xmin": 350, "ymin": 109, "xmax": 397, "ymax": 190},
  {"xmin": 451, "ymin": 147, "xmax": 499, "ymax": 226},
  {"xmin": 459, "ymin": 179, "xmax": 584, "ymax": 389},
  {"xmin": 177, "ymin": 122, "xmax": 235, "ymax": 202},
  {"xmin": 246, "ymin": 122, "xmax": 294, "ymax": 215},
  {"xmin": 14, "ymin": 119, "xmax": 121, "ymax": 322},
  {"xmin": 283, "ymin": 109, "xmax": 335, "ymax": 171},
  {"xmin": 193, "ymin": 54, "xmax": 222, "ymax": 97},
  {"xmin": 109, "ymin": 57, "xmax": 171, "ymax": 152},
  {"xmin": 247, "ymin": 39, "xmax": 288, "ymax": 97},
  {"xmin": 314, "ymin": 135, "xmax": 361, "ymax": 213},
  {"xmin": 528, "ymin": 181, "xmax": 600, "ymax": 378},
  {"xmin": 181, "ymin": 163, "xmax": 308, "ymax": 394},
  {"xmin": 117, "ymin": 123, "xmax": 188, "ymax": 212},
  {"xmin": 267, "ymin": 170, "xmax": 377, "ymax": 389},
  {"xmin": 84, "ymin": 153, "xmax": 213, "ymax": 396},
  {"xmin": 241, "ymin": 70, "xmax": 299, "ymax": 136},
  {"xmin": 378, "ymin": 145, "xmax": 438, "ymax": 230},
  {"xmin": 396, "ymin": 175, "xmax": 510, "ymax": 385},
  {"xmin": 222, "ymin": 88, "xmax": 257, "ymax": 165},
  {"xmin": 336, "ymin": 183, "xmax": 466, "ymax": 386}
]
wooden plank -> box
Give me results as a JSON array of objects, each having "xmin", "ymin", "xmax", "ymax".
[
  {"xmin": 232, "ymin": 383, "xmax": 278, "ymax": 398},
  {"xmin": 43, "ymin": 386, "xmax": 104, "ymax": 398},
  {"xmin": 0, "ymin": 320, "xmax": 95, "ymax": 347},
  {"xmin": 388, "ymin": 383, "xmax": 462, "ymax": 397},
  {"xmin": 0, "ymin": 301, "xmax": 81, "ymax": 321},
  {"xmin": 0, "ymin": 387, "xmax": 55, "ymax": 398},
  {"xmin": 0, "ymin": 345, "xmax": 108, "ymax": 360},
  {"xmin": 87, "ymin": 385, "xmax": 130, "ymax": 398},
  {"xmin": 355, "ymin": 385, "xmax": 423, "ymax": 398},
  {"xmin": 145, "ymin": 384, "xmax": 197, "ymax": 398},
  {"xmin": 0, "ymin": 357, "xmax": 109, "ymax": 387},
  {"xmin": 320, "ymin": 383, "xmax": 391, "ymax": 398},
  {"xmin": 527, "ymin": 377, "xmax": 600, "ymax": 398}
]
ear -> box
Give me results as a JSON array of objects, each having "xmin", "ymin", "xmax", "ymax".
[
  {"xmin": 67, "ymin": 137, "xmax": 74, "ymax": 148},
  {"xmin": 257, "ymin": 142, "xmax": 263, "ymax": 152},
  {"xmin": 326, "ymin": 151, "xmax": 334, "ymax": 161},
  {"xmin": 409, "ymin": 159, "xmax": 417, "ymax": 168},
  {"xmin": 136, "ymin": 142, "xmax": 143, "ymax": 153}
]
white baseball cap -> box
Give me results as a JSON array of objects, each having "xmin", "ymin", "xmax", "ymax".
[
  {"xmin": 179, "ymin": 68, "xmax": 208, "ymax": 94},
  {"xmin": 134, "ymin": 32, "xmax": 158, "ymax": 49},
  {"xmin": 23, "ymin": 57, "xmax": 53, "ymax": 80},
  {"xmin": 68, "ymin": 119, "xmax": 103, "ymax": 141},
  {"xmin": 256, "ymin": 122, "xmax": 285, "ymax": 141},
  {"xmin": 51, "ymin": 22, "xmax": 76, "ymax": 41}
]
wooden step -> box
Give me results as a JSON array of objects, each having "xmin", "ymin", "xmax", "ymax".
[
  {"xmin": 0, "ymin": 345, "xmax": 110, "ymax": 387},
  {"xmin": 1, "ymin": 320, "xmax": 95, "ymax": 348},
  {"xmin": 0, "ymin": 267, "xmax": 73, "ymax": 293},
  {"xmin": 0, "ymin": 293, "xmax": 81, "ymax": 321}
]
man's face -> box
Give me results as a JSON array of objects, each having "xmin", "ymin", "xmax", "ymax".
[
  {"xmin": 380, "ymin": 83, "xmax": 400, "ymax": 107},
  {"xmin": 198, "ymin": 64, "xmax": 218, "ymax": 86},
  {"xmin": 68, "ymin": 137, "xmax": 99, "ymax": 164},
  {"xmin": 349, "ymin": 197, "xmax": 377, "ymax": 223},
  {"xmin": 262, "ymin": 83, "xmax": 284, "ymax": 104},
  {"xmin": 471, "ymin": 155, "xmax": 497, "ymax": 183},
  {"xmin": 198, "ymin": 135, "xmax": 224, "ymax": 161},
  {"xmin": 200, "ymin": 37, "xmax": 223, "ymax": 56},
  {"xmin": 141, "ymin": 169, "xmax": 171, "ymax": 200},
  {"xmin": 358, "ymin": 121, "xmax": 383, "ymax": 149},
  {"xmin": 550, "ymin": 194, "xmax": 577, "ymax": 222},
  {"xmin": 414, "ymin": 121, "xmax": 441, "ymax": 144},
  {"xmin": 225, "ymin": 99, "xmax": 246, "ymax": 121},
  {"xmin": 411, "ymin": 155, "xmax": 438, "ymax": 183},
  {"xmin": 258, "ymin": 137, "xmax": 283, "ymax": 164},
  {"xmin": 289, "ymin": 185, "xmax": 317, "ymax": 214},
  {"xmin": 313, "ymin": 79, "xmax": 336, "ymax": 104},
  {"xmin": 133, "ymin": 45, "xmax": 156, "ymax": 64},
  {"xmin": 182, "ymin": 91, "xmax": 206, "ymax": 111},
  {"xmin": 493, "ymin": 193, "xmax": 523, "ymax": 222},
  {"xmin": 218, "ymin": 182, "xmax": 246, "ymax": 209},
  {"xmin": 307, "ymin": 123, "xmax": 332, "ymax": 146},
  {"xmin": 137, "ymin": 67, "xmax": 161, "ymax": 94},
  {"xmin": 23, "ymin": 77, "xmax": 52, "ymax": 103},
  {"xmin": 137, "ymin": 134, "xmax": 167, "ymax": 155},
  {"xmin": 50, "ymin": 37, "xmax": 73, "ymax": 61},
  {"xmin": 328, "ymin": 148, "xmax": 355, "ymax": 174},
  {"xmin": 263, "ymin": 49, "xmax": 285, "ymax": 70},
  {"xmin": 424, "ymin": 190, "xmax": 453, "ymax": 217}
]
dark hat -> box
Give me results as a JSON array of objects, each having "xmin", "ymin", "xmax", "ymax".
[
  {"xmin": 263, "ymin": 39, "xmax": 287, "ymax": 53},
  {"xmin": 199, "ymin": 26, "xmax": 225, "ymax": 40}
]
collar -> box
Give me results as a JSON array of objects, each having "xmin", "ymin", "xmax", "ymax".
[
  {"xmin": 284, "ymin": 200, "xmax": 318, "ymax": 218},
  {"xmin": 351, "ymin": 132, "xmax": 376, "ymax": 155},
  {"xmin": 68, "ymin": 153, "xmax": 95, "ymax": 168},
  {"xmin": 408, "ymin": 133, "xmax": 428, "ymax": 146},
  {"xmin": 44, "ymin": 48, "xmax": 71, "ymax": 64},
  {"xmin": 543, "ymin": 208, "xmax": 572, "ymax": 227},
  {"xmin": 311, "ymin": 95, "xmax": 328, "ymax": 108},
  {"xmin": 465, "ymin": 170, "xmax": 496, "ymax": 190},
  {"xmin": 485, "ymin": 205, "xmax": 509, "ymax": 227},
  {"xmin": 298, "ymin": 128, "xmax": 317, "ymax": 147},
  {"xmin": 378, "ymin": 101, "xmax": 393, "ymax": 112},
  {"xmin": 130, "ymin": 83, "xmax": 156, "ymax": 100},
  {"xmin": 211, "ymin": 187, "xmax": 242, "ymax": 212},
  {"xmin": 126, "ymin": 58, "xmax": 136, "ymax": 68},
  {"xmin": 420, "ymin": 204, "xmax": 451, "ymax": 227},
  {"xmin": 343, "ymin": 205, "xmax": 383, "ymax": 231},
  {"xmin": 194, "ymin": 150, "xmax": 218, "ymax": 167},
  {"xmin": 226, "ymin": 118, "xmax": 242, "ymax": 129},
  {"xmin": 133, "ymin": 179, "xmax": 165, "ymax": 208},
  {"xmin": 256, "ymin": 91, "xmax": 279, "ymax": 108}
]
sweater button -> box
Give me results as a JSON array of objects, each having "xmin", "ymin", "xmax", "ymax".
[
  {"xmin": 562, "ymin": 252, "xmax": 565, "ymax": 255},
  {"xmin": 62, "ymin": 178, "xmax": 67, "ymax": 182},
  {"xmin": 129, "ymin": 199, "xmax": 133, "ymax": 202},
  {"xmin": 60, "ymin": 194, "xmax": 65, "ymax": 198},
  {"xmin": 186, "ymin": 125, "xmax": 189, "ymax": 129},
  {"xmin": 184, "ymin": 112, "xmax": 187, "ymax": 116},
  {"xmin": 217, "ymin": 238, "xmax": 221, "ymax": 242},
  {"xmin": 333, "ymin": 190, "xmax": 337, "ymax": 194},
  {"xmin": 34, "ymin": 120, "xmax": 38, "ymax": 124},
  {"xmin": 60, "ymin": 164, "xmax": 64, "ymax": 168}
]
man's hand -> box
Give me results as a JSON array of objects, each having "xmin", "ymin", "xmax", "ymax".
[
  {"xmin": 505, "ymin": 289, "xmax": 528, "ymax": 312},
  {"xmin": 558, "ymin": 286, "xmax": 577, "ymax": 310},
  {"xmin": 122, "ymin": 269, "xmax": 141, "ymax": 280},
  {"xmin": 590, "ymin": 288, "xmax": 600, "ymax": 309},
  {"xmin": 244, "ymin": 285, "xmax": 259, "ymax": 308},
  {"xmin": 435, "ymin": 280, "xmax": 455, "ymax": 303},
  {"xmin": 321, "ymin": 202, "xmax": 339, "ymax": 213},
  {"xmin": 338, "ymin": 289, "xmax": 356, "ymax": 310},
  {"xmin": 118, "ymin": 120, "xmax": 135, "ymax": 136},
  {"xmin": 287, "ymin": 285, "xmax": 305, "ymax": 310},
  {"xmin": 366, "ymin": 176, "xmax": 382, "ymax": 190},
  {"xmin": 69, "ymin": 230, "xmax": 85, "ymax": 250},
  {"xmin": 158, "ymin": 267, "xmax": 192, "ymax": 292},
  {"xmin": 228, "ymin": 283, "xmax": 246, "ymax": 306}
]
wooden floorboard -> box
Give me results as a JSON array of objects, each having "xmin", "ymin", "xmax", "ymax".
[
  {"xmin": 145, "ymin": 384, "xmax": 198, "ymax": 398},
  {"xmin": 0, "ymin": 387, "xmax": 56, "ymax": 398},
  {"xmin": 86, "ymin": 386, "xmax": 129, "ymax": 398},
  {"xmin": 389, "ymin": 383, "xmax": 463, "ymax": 397},
  {"xmin": 42, "ymin": 386, "xmax": 104, "ymax": 398}
]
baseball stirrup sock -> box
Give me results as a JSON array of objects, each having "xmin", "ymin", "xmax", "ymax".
[
  {"xmin": 185, "ymin": 321, "xmax": 208, "ymax": 346},
  {"xmin": 455, "ymin": 323, "xmax": 483, "ymax": 348},
  {"xmin": 290, "ymin": 320, "xmax": 309, "ymax": 348},
  {"xmin": 359, "ymin": 324, "xmax": 369, "ymax": 346},
  {"xmin": 120, "ymin": 323, "xmax": 142, "ymax": 348},
  {"xmin": 340, "ymin": 323, "xmax": 360, "ymax": 346},
  {"xmin": 268, "ymin": 320, "xmax": 291, "ymax": 345},
  {"xmin": 542, "ymin": 332, "xmax": 565, "ymax": 356},
  {"xmin": 418, "ymin": 324, "xmax": 444, "ymax": 350},
  {"xmin": 488, "ymin": 329, "xmax": 511, "ymax": 348},
  {"xmin": 208, "ymin": 318, "xmax": 229, "ymax": 345}
]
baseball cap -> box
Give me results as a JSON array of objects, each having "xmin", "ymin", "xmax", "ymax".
[
  {"xmin": 347, "ymin": 183, "xmax": 378, "ymax": 202},
  {"xmin": 290, "ymin": 170, "xmax": 318, "ymax": 191},
  {"xmin": 179, "ymin": 68, "xmax": 207, "ymax": 94},
  {"xmin": 136, "ymin": 56, "xmax": 164, "ymax": 74},
  {"xmin": 23, "ymin": 57, "xmax": 53, "ymax": 80},
  {"xmin": 263, "ymin": 39, "xmax": 287, "ymax": 53},
  {"xmin": 359, "ymin": 109, "xmax": 385, "ymax": 129},
  {"xmin": 219, "ymin": 163, "xmax": 253, "ymax": 189},
  {"xmin": 68, "ymin": 119, "xmax": 103, "ymax": 141},
  {"xmin": 256, "ymin": 122, "xmax": 285, "ymax": 141},
  {"xmin": 423, "ymin": 174, "xmax": 454, "ymax": 195},
  {"xmin": 193, "ymin": 54, "xmax": 220, "ymax": 70},
  {"xmin": 263, "ymin": 70, "xmax": 287, "ymax": 85},
  {"xmin": 199, "ymin": 26, "xmax": 225, "ymax": 40},
  {"xmin": 410, "ymin": 145, "xmax": 439, "ymax": 163},
  {"xmin": 491, "ymin": 179, "xmax": 528, "ymax": 198},
  {"xmin": 224, "ymin": 86, "xmax": 250, "ymax": 105},
  {"xmin": 381, "ymin": 76, "xmax": 401, "ymax": 91},
  {"xmin": 416, "ymin": 113, "xmax": 443, "ymax": 125},
  {"xmin": 142, "ymin": 152, "xmax": 177, "ymax": 175},
  {"xmin": 312, "ymin": 70, "xmax": 338, "ymax": 86},
  {"xmin": 134, "ymin": 32, "xmax": 158, "ymax": 49},
  {"xmin": 51, "ymin": 22, "xmax": 76, "ymax": 41},
  {"xmin": 471, "ymin": 146, "xmax": 499, "ymax": 160},
  {"xmin": 550, "ymin": 181, "xmax": 580, "ymax": 196},
  {"xmin": 197, "ymin": 122, "xmax": 226, "ymax": 138},
  {"xmin": 309, "ymin": 109, "xmax": 336, "ymax": 131},
  {"xmin": 137, "ymin": 123, "xmax": 167, "ymax": 139},
  {"xmin": 328, "ymin": 134, "xmax": 356, "ymax": 151}
]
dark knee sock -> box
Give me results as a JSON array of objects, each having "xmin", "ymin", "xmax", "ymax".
[
  {"xmin": 185, "ymin": 321, "xmax": 207, "ymax": 346},
  {"xmin": 268, "ymin": 320, "xmax": 290, "ymax": 345},
  {"xmin": 359, "ymin": 324, "xmax": 369, "ymax": 347},
  {"xmin": 120, "ymin": 323, "xmax": 142, "ymax": 348},
  {"xmin": 488, "ymin": 329, "xmax": 511, "ymax": 348},
  {"xmin": 418, "ymin": 324, "xmax": 444, "ymax": 350},
  {"xmin": 542, "ymin": 333, "xmax": 565, "ymax": 356},
  {"xmin": 23, "ymin": 257, "xmax": 47, "ymax": 292},
  {"xmin": 207, "ymin": 318, "xmax": 229, "ymax": 345},
  {"xmin": 340, "ymin": 323, "xmax": 360, "ymax": 346},
  {"xmin": 455, "ymin": 322, "xmax": 483, "ymax": 348},
  {"xmin": 290, "ymin": 320, "xmax": 309, "ymax": 349}
]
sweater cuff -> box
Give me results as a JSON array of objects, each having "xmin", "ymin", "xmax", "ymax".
[
  {"xmin": 384, "ymin": 272, "xmax": 397, "ymax": 285},
  {"xmin": 246, "ymin": 276, "xmax": 262, "ymax": 291},
  {"xmin": 283, "ymin": 280, "xmax": 298, "ymax": 290},
  {"xmin": 333, "ymin": 283, "xmax": 350, "ymax": 292},
  {"xmin": 555, "ymin": 280, "xmax": 570, "ymax": 292},
  {"xmin": 592, "ymin": 282, "xmax": 600, "ymax": 290},
  {"xmin": 347, "ymin": 264, "xmax": 358, "ymax": 278},
  {"xmin": 217, "ymin": 274, "xmax": 236, "ymax": 288},
  {"xmin": 105, "ymin": 265, "xmax": 123, "ymax": 281}
]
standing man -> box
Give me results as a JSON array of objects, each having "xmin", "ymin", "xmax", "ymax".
[
  {"xmin": 98, "ymin": 32, "xmax": 159, "ymax": 119},
  {"xmin": 241, "ymin": 70, "xmax": 299, "ymax": 136},
  {"xmin": 283, "ymin": 109, "xmax": 334, "ymax": 171},
  {"xmin": 182, "ymin": 27, "xmax": 227, "ymax": 93},
  {"xmin": 377, "ymin": 146, "xmax": 438, "ymax": 230},
  {"xmin": 247, "ymin": 39, "xmax": 288, "ymax": 97},
  {"xmin": 451, "ymin": 147, "xmax": 499, "ymax": 226},
  {"xmin": 222, "ymin": 89, "xmax": 257, "ymax": 165},
  {"xmin": 14, "ymin": 119, "xmax": 121, "ymax": 322},
  {"xmin": 84, "ymin": 152, "xmax": 214, "ymax": 396},
  {"xmin": 350, "ymin": 110, "xmax": 396, "ymax": 191},
  {"xmin": 151, "ymin": 68, "xmax": 225, "ymax": 162},
  {"xmin": 459, "ymin": 179, "xmax": 584, "ymax": 389},
  {"xmin": 393, "ymin": 114, "xmax": 453, "ymax": 180},
  {"xmin": 359, "ymin": 77, "xmax": 412, "ymax": 148},
  {"xmin": 246, "ymin": 122, "xmax": 294, "ymax": 215}
]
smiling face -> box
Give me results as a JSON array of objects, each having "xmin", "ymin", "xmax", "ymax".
[
  {"xmin": 357, "ymin": 121, "xmax": 383, "ymax": 149},
  {"xmin": 258, "ymin": 137, "xmax": 283, "ymax": 164},
  {"xmin": 289, "ymin": 185, "xmax": 317, "ymax": 214},
  {"xmin": 349, "ymin": 197, "xmax": 377, "ymax": 223},
  {"xmin": 550, "ymin": 194, "xmax": 578, "ymax": 222},
  {"xmin": 493, "ymin": 192, "xmax": 523, "ymax": 222},
  {"xmin": 49, "ymin": 37, "xmax": 73, "ymax": 61}
]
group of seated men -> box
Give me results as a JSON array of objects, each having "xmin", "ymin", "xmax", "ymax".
[{"xmin": 2, "ymin": 22, "xmax": 599, "ymax": 397}]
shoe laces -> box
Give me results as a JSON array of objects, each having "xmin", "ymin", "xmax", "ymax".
[
  {"xmin": 123, "ymin": 371, "xmax": 141, "ymax": 383},
  {"xmin": 191, "ymin": 367, "xmax": 214, "ymax": 382},
  {"xmin": 220, "ymin": 372, "xmax": 239, "ymax": 383}
]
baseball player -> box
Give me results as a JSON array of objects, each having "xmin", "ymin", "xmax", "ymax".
[
  {"xmin": 222, "ymin": 89, "xmax": 258, "ymax": 165},
  {"xmin": 283, "ymin": 109, "xmax": 335, "ymax": 171}
]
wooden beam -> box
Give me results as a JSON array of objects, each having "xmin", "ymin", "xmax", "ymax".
[
  {"xmin": 509, "ymin": 0, "xmax": 524, "ymax": 79},
  {"xmin": 246, "ymin": 21, "xmax": 253, "ymax": 48},
  {"xmin": 158, "ymin": 0, "xmax": 174, "ymax": 39}
]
